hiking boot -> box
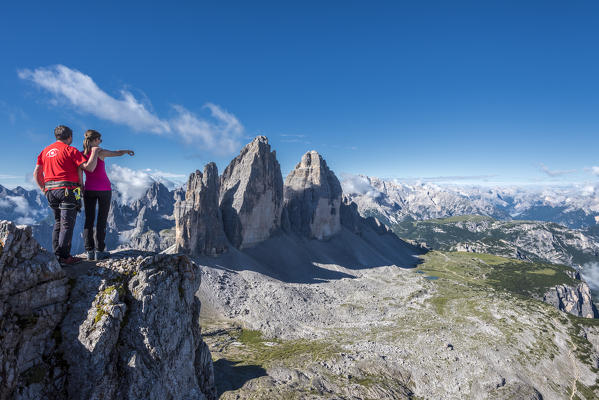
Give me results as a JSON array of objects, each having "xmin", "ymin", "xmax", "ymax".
[
  {"xmin": 95, "ymin": 250, "xmax": 110, "ymax": 260},
  {"xmin": 86, "ymin": 251, "xmax": 96, "ymax": 261},
  {"xmin": 59, "ymin": 256, "xmax": 83, "ymax": 266}
]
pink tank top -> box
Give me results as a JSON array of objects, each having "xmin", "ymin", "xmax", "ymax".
[{"xmin": 84, "ymin": 157, "xmax": 111, "ymax": 191}]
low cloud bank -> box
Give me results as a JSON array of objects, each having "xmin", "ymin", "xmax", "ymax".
[
  {"xmin": 108, "ymin": 165, "xmax": 155, "ymax": 204},
  {"xmin": 340, "ymin": 174, "xmax": 382, "ymax": 199},
  {"xmin": 582, "ymin": 262, "xmax": 599, "ymax": 293},
  {"xmin": 108, "ymin": 165, "xmax": 187, "ymax": 203},
  {"xmin": 0, "ymin": 195, "xmax": 45, "ymax": 225},
  {"xmin": 539, "ymin": 163, "xmax": 577, "ymax": 177},
  {"xmin": 142, "ymin": 169, "xmax": 186, "ymax": 190},
  {"xmin": 18, "ymin": 65, "xmax": 243, "ymax": 155}
]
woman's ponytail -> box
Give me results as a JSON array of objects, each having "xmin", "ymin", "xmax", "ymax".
[{"xmin": 82, "ymin": 130, "xmax": 101, "ymax": 156}]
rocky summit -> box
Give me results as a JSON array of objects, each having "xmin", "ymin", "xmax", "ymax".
[
  {"xmin": 284, "ymin": 151, "xmax": 343, "ymax": 240},
  {"xmin": 219, "ymin": 136, "xmax": 284, "ymax": 249},
  {"xmin": 0, "ymin": 221, "xmax": 215, "ymax": 400}
]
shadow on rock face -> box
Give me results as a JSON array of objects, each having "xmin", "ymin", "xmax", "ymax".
[
  {"xmin": 213, "ymin": 358, "xmax": 267, "ymax": 397},
  {"xmin": 194, "ymin": 227, "xmax": 423, "ymax": 284}
]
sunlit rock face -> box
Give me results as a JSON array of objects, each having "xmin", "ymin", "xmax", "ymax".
[
  {"xmin": 284, "ymin": 151, "xmax": 342, "ymax": 240},
  {"xmin": 61, "ymin": 253, "xmax": 216, "ymax": 400},
  {"xmin": 175, "ymin": 162, "xmax": 228, "ymax": 256},
  {"xmin": 219, "ymin": 136, "xmax": 284, "ymax": 249},
  {"xmin": 543, "ymin": 281, "xmax": 598, "ymax": 318}
]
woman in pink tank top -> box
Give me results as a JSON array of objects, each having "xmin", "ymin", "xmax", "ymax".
[{"xmin": 81, "ymin": 130, "xmax": 134, "ymax": 261}]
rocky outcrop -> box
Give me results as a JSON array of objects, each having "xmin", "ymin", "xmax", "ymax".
[
  {"xmin": 61, "ymin": 253, "xmax": 215, "ymax": 400},
  {"xmin": 175, "ymin": 163, "xmax": 228, "ymax": 256},
  {"xmin": 219, "ymin": 136, "xmax": 284, "ymax": 248},
  {"xmin": 543, "ymin": 282, "xmax": 598, "ymax": 319},
  {"xmin": 284, "ymin": 151, "xmax": 342, "ymax": 240},
  {"xmin": 0, "ymin": 221, "xmax": 68, "ymax": 399},
  {"xmin": 0, "ymin": 221, "xmax": 216, "ymax": 400}
]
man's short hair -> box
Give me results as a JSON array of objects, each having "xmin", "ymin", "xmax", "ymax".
[{"xmin": 54, "ymin": 125, "xmax": 73, "ymax": 140}]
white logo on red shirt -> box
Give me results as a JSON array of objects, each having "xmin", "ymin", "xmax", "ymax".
[{"xmin": 46, "ymin": 148, "xmax": 59, "ymax": 158}]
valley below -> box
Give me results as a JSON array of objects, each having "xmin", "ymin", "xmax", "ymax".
[{"xmin": 197, "ymin": 251, "xmax": 599, "ymax": 399}]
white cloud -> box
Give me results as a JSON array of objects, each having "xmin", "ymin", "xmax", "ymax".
[
  {"xmin": 591, "ymin": 166, "xmax": 599, "ymax": 176},
  {"xmin": 18, "ymin": 65, "xmax": 243, "ymax": 154},
  {"xmin": 582, "ymin": 185, "xmax": 596, "ymax": 196},
  {"xmin": 16, "ymin": 217, "xmax": 36, "ymax": 225},
  {"xmin": 108, "ymin": 165, "xmax": 155, "ymax": 204},
  {"xmin": 0, "ymin": 195, "xmax": 45, "ymax": 224},
  {"xmin": 142, "ymin": 168, "xmax": 187, "ymax": 190},
  {"xmin": 539, "ymin": 163, "xmax": 577, "ymax": 177},
  {"xmin": 340, "ymin": 174, "xmax": 382, "ymax": 199},
  {"xmin": 18, "ymin": 65, "xmax": 170, "ymax": 134},
  {"xmin": 582, "ymin": 262, "xmax": 599, "ymax": 293},
  {"xmin": 0, "ymin": 195, "xmax": 30, "ymax": 215},
  {"xmin": 170, "ymin": 103, "xmax": 243, "ymax": 155}
]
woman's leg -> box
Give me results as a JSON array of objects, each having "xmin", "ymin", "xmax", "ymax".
[
  {"xmin": 83, "ymin": 191, "xmax": 98, "ymax": 251},
  {"xmin": 95, "ymin": 190, "xmax": 112, "ymax": 252}
]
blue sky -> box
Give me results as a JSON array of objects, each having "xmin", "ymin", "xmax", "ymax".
[{"xmin": 1, "ymin": 1, "xmax": 598, "ymax": 189}]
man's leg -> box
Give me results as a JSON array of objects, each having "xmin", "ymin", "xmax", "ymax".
[
  {"xmin": 57, "ymin": 190, "xmax": 79, "ymax": 259},
  {"xmin": 46, "ymin": 190, "xmax": 61, "ymax": 258},
  {"xmin": 83, "ymin": 191, "xmax": 98, "ymax": 251},
  {"xmin": 95, "ymin": 191, "xmax": 112, "ymax": 252},
  {"xmin": 51, "ymin": 207, "xmax": 61, "ymax": 257}
]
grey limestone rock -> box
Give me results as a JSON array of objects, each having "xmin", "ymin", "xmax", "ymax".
[
  {"xmin": 219, "ymin": 136, "xmax": 284, "ymax": 248},
  {"xmin": 175, "ymin": 163, "xmax": 228, "ymax": 256},
  {"xmin": 283, "ymin": 151, "xmax": 342, "ymax": 240},
  {"xmin": 0, "ymin": 219, "xmax": 216, "ymax": 400},
  {"xmin": 543, "ymin": 281, "xmax": 598, "ymax": 318},
  {"xmin": 0, "ymin": 221, "xmax": 68, "ymax": 400},
  {"xmin": 61, "ymin": 253, "xmax": 216, "ymax": 400}
]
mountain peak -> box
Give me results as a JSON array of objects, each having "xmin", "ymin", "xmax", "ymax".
[
  {"xmin": 219, "ymin": 136, "xmax": 284, "ymax": 248},
  {"xmin": 284, "ymin": 151, "xmax": 342, "ymax": 240}
]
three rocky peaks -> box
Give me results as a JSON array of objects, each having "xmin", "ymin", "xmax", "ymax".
[{"xmin": 175, "ymin": 136, "xmax": 362, "ymax": 256}]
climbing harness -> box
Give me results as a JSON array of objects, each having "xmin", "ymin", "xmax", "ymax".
[{"xmin": 44, "ymin": 180, "xmax": 80, "ymax": 194}]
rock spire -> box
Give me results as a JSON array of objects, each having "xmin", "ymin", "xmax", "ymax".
[
  {"xmin": 284, "ymin": 151, "xmax": 342, "ymax": 240},
  {"xmin": 175, "ymin": 162, "xmax": 228, "ymax": 256},
  {"xmin": 219, "ymin": 136, "xmax": 284, "ymax": 248}
]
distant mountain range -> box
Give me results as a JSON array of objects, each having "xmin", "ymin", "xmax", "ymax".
[
  {"xmin": 340, "ymin": 176, "xmax": 599, "ymax": 266},
  {"xmin": 342, "ymin": 175, "xmax": 599, "ymax": 229}
]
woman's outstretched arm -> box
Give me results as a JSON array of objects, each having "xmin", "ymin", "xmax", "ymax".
[{"xmin": 99, "ymin": 149, "xmax": 135, "ymax": 158}]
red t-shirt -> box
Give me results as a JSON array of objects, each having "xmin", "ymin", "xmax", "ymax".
[{"xmin": 36, "ymin": 142, "xmax": 87, "ymax": 188}]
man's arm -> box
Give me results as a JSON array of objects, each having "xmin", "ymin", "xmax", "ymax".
[
  {"xmin": 100, "ymin": 149, "xmax": 135, "ymax": 158},
  {"xmin": 78, "ymin": 167, "xmax": 84, "ymax": 188},
  {"xmin": 33, "ymin": 165, "xmax": 45, "ymax": 191},
  {"xmin": 80, "ymin": 147, "xmax": 100, "ymax": 172}
]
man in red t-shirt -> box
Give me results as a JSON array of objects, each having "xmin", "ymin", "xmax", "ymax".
[{"xmin": 34, "ymin": 125, "xmax": 100, "ymax": 265}]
